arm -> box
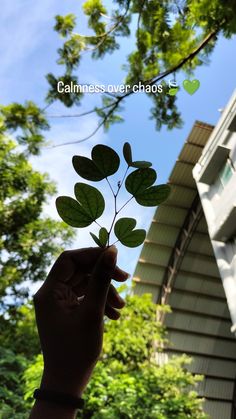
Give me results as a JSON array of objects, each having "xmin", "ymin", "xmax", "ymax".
[
  {"xmin": 29, "ymin": 401, "xmax": 77, "ymax": 419},
  {"xmin": 29, "ymin": 246, "xmax": 129, "ymax": 419}
]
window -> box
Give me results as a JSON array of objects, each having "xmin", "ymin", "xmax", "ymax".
[
  {"xmin": 219, "ymin": 159, "xmax": 234, "ymax": 186},
  {"xmin": 213, "ymin": 159, "xmax": 234, "ymax": 196}
]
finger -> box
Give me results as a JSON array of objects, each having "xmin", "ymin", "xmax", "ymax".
[
  {"xmin": 105, "ymin": 304, "xmax": 121, "ymax": 320},
  {"xmin": 84, "ymin": 246, "xmax": 117, "ymax": 315},
  {"xmin": 68, "ymin": 264, "xmax": 129, "ymax": 290},
  {"xmin": 72, "ymin": 279, "xmax": 126, "ymax": 310},
  {"xmin": 45, "ymin": 247, "xmax": 103, "ymax": 285},
  {"xmin": 113, "ymin": 266, "xmax": 130, "ymax": 282},
  {"xmin": 107, "ymin": 284, "xmax": 125, "ymax": 309}
]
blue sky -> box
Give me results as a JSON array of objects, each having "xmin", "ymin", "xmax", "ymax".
[{"xmin": 1, "ymin": 0, "xmax": 236, "ymax": 279}]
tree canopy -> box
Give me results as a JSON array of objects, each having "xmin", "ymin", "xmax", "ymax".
[{"xmin": 44, "ymin": 0, "xmax": 236, "ymax": 144}]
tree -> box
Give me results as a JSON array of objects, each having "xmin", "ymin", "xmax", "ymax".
[
  {"xmin": 0, "ymin": 105, "xmax": 74, "ymax": 417},
  {"xmin": 43, "ymin": 0, "xmax": 236, "ymax": 145},
  {"xmin": 0, "ymin": 111, "xmax": 74, "ymax": 307},
  {"xmin": 24, "ymin": 293, "xmax": 208, "ymax": 418},
  {"xmin": 0, "ymin": 347, "xmax": 28, "ymax": 419}
]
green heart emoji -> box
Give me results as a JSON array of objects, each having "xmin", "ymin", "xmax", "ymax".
[{"xmin": 183, "ymin": 79, "xmax": 200, "ymax": 95}]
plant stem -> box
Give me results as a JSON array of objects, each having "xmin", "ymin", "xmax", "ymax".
[
  {"xmin": 117, "ymin": 196, "xmax": 134, "ymax": 214},
  {"xmin": 111, "ymin": 239, "xmax": 119, "ymax": 246},
  {"xmin": 106, "ymin": 177, "xmax": 115, "ymax": 197},
  {"xmin": 106, "ymin": 166, "xmax": 133, "ymax": 246},
  {"xmin": 117, "ymin": 165, "xmax": 129, "ymax": 195},
  {"xmin": 94, "ymin": 220, "xmax": 102, "ymax": 228}
]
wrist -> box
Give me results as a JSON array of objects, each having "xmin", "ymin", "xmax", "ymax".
[
  {"xmin": 30, "ymin": 399, "xmax": 77, "ymax": 419},
  {"xmin": 40, "ymin": 367, "xmax": 91, "ymax": 398}
]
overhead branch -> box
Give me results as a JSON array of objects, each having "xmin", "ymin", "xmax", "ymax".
[
  {"xmin": 51, "ymin": 26, "xmax": 220, "ymax": 147},
  {"xmin": 47, "ymin": 102, "xmax": 116, "ymax": 119},
  {"xmin": 52, "ymin": 98, "xmax": 122, "ymax": 147},
  {"xmin": 73, "ymin": 0, "xmax": 131, "ymax": 40}
]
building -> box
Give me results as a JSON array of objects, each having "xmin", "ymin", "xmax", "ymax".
[
  {"xmin": 193, "ymin": 91, "xmax": 236, "ymax": 334},
  {"xmin": 133, "ymin": 92, "xmax": 236, "ymax": 419}
]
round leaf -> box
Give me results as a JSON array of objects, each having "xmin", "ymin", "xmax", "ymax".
[
  {"xmin": 120, "ymin": 229, "xmax": 146, "ymax": 247},
  {"xmin": 123, "ymin": 142, "xmax": 132, "ymax": 165},
  {"xmin": 56, "ymin": 196, "xmax": 93, "ymax": 227},
  {"xmin": 99, "ymin": 227, "xmax": 109, "ymax": 247},
  {"xmin": 74, "ymin": 183, "xmax": 105, "ymax": 220},
  {"xmin": 135, "ymin": 184, "xmax": 171, "ymax": 206},
  {"xmin": 90, "ymin": 232, "xmax": 103, "ymax": 247},
  {"xmin": 125, "ymin": 168, "xmax": 157, "ymax": 196},
  {"xmin": 72, "ymin": 156, "xmax": 104, "ymax": 181},
  {"xmin": 114, "ymin": 217, "xmax": 146, "ymax": 248},
  {"xmin": 92, "ymin": 144, "xmax": 120, "ymax": 177},
  {"xmin": 131, "ymin": 161, "xmax": 152, "ymax": 169},
  {"xmin": 115, "ymin": 217, "xmax": 136, "ymax": 236}
]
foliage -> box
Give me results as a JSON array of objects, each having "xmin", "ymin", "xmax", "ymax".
[
  {"xmin": 0, "ymin": 347, "xmax": 28, "ymax": 419},
  {"xmin": 23, "ymin": 354, "xmax": 44, "ymax": 407},
  {"xmin": 23, "ymin": 293, "xmax": 208, "ymax": 418},
  {"xmin": 0, "ymin": 135, "xmax": 73, "ymax": 306},
  {"xmin": 46, "ymin": 0, "xmax": 236, "ymax": 143},
  {"xmin": 0, "ymin": 102, "xmax": 49, "ymax": 156},
  {"xmin": 0, "ymin": 304, "xmax": 39, "ymax": 359},
  {"xmin": 0, "ymin": 110, "xmax": 74, "ymax": 416},
  {"xmin": 56, "ymin": 142, "xmax": 171, "ymax": 248}
]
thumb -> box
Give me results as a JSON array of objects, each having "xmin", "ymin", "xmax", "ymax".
[{"xmin": 85, "ymin": 245, "xmax": 117, "ymax": 315}]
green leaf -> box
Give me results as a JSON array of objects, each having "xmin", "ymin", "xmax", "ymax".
[
  {"xmin": 74, "ymin": 183, "xmax": 105, "ymax": 220},
  {"xmin": 131, "ymin": 161, "xmax": 152, "ymax": 168},
  {"xmin": 125, "ymin": 168, "xmax": 156, "ymax": 196},
  {"xmin": 90, "ymin": 232, "xmax": 103, "ymax": 247},
  {"xmin": 123, "ymin": 142, "xmax": 132, "ymax": 165},
  {"xmin": 114, "ymin": 217, "xmax": 146, "ymax": 248},
  {"xmin": 99, "ymin": 227, "xmax": 109, "ymax": 247},
  {"xmin": 56, "ymin": 196, "xmax": 93, "ymax": 227},
  {"xmin": 168, "ymin": 87, "xmax": 179, "ymax": 96},
  {"xmin": 135, "ymin": 185, "xmax": 171, "ymax": 206},
  {"xmin": 91, "ymin": 144, "xmax": 120, "ymax": 177},
  {"xmin": 72, "ymin": 156, "xmax": 104, "ymax": 181}
]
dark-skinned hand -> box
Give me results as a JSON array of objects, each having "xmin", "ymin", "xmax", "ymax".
[{"xmin": 31, "ymin": 245, "xmax": 129, "ymax": 416}]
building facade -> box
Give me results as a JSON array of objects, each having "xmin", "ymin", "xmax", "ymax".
[
  {"xmin": 193, "ymin": 90, "xmax": 236, "ymax": 335},
  {"xmin": 133, "ymin": 92, "xmax": 236, "ymax": 419}
]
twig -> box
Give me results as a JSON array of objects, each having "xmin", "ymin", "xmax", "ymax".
[
  {"xmin": 73, "ymin": 1, "xmax": 131, "ymax": 40},
  {"xmin": 52, "ymin": 98, "xmax": 121, "ymax": 147},
  {"xmin": 47, "ymin": 102, "xmax": 115, "ymax": 119},
  {"xmin": 118, "ymin": 165, "xmax": 129, "ymax": 194},
  {"xmin": 94, "ymin": 220, "xmax": 102, "ymax": 228},
  {"xmin": 137, "ymin": 0, "xmax": 147, "ymax": 47},
  {"xmin": 117, "ymin": 196, "xmax": 134, "ymax": 214},
  {"xmin": 52, "ymin": 26, "xmax": 220, "ymax": 147},
  {"xmin": 106, "ymin": 177, "xmax": 115, "ymax": 197}
]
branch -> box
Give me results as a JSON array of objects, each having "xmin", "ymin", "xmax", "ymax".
[
  {"xmin": 123, "ymin": 26, "xmax": 220, "ymax": 100},
  {"xmin": 47, "ymin": 102, "xmax": 115, "ymax": 119},
  {"xmin": 137, "ymin": 0, "xmax": 147, "ymax": 47},
  {"xmin": 79, "ymin": 2, "xmax": 131, "ymax": 57},
  {"xmin": 73, "ymin": 1, "xmax": 131, "ymax": 40},
  {"xmin": 150, "ymin": 28, "xmax": 220, "ymax": 86},
  {"xmin": 173, "ymin": 0, "xmax": 184, "ymax": 18},
  {"xmin": 51, "ymin": 99, "xmax": 121, "ymax": 147},
  {"xmin": 51, "ymin": 26, "xmax": 220, "ymax": 147}
]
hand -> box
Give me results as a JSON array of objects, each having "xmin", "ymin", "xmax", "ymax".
[{"xmin": 33, "ymin": 246, "xmax": 129, "ymax": 399}]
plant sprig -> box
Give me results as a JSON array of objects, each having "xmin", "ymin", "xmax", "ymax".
[{"xmin": 56, "ymin": 142, "xmax": 171, "ymax": 248}]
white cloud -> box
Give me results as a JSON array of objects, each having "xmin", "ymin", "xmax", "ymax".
[{"xmin": 0, "ymin": 0, "xmax": 57, "ymax": 76}]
